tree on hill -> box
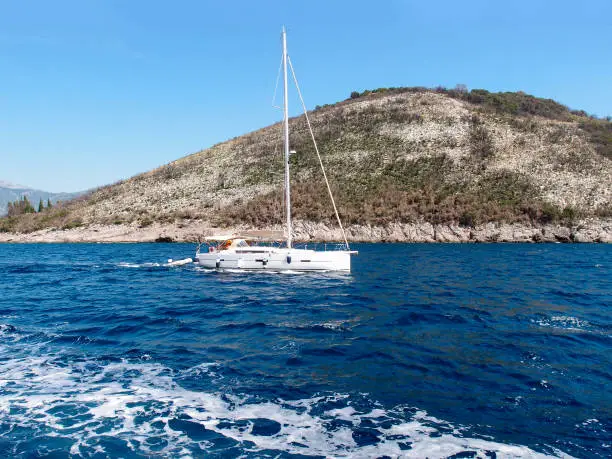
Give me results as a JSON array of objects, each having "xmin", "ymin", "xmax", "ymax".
[
  {"xmin": 7, "ymin": 196, "xmax": 36, "ymax": 217},
  {"xmin": 47, "ymin": 198, "xmax": 53, "ymax": 209},
  {"xmin": 38, "ymin": 199, "xmax": 44, "ymax": 212}
]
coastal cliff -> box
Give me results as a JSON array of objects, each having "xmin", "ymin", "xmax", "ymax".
[{"xmin": 1, "ymin": 87, "xmax": 610, "ymax": 242}]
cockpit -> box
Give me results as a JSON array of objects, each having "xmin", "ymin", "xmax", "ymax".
[{"xmin": 218, "ymin": 238, "xmax": 250, "ymax": 251}]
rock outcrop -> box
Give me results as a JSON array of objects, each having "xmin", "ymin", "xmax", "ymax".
[{"xmin": 1, "ymin": 219, "xmax": 610, "ymax": 243}]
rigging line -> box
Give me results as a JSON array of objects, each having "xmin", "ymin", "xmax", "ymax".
[
  {"xmin": 287, "ymin": 56, "xmax": 350, "ymax": 250},
  {"xmin": 271, "ymin": 52, "xmax": 283, "ymax": 109}
]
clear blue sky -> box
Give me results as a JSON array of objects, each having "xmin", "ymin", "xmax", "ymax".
[{"xmin": 1, "ymin": 0, "xmax": 610, "ymax": 192}]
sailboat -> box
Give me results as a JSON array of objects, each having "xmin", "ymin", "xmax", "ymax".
[{"xmin": 195, "ymin": 27, "xmax": 356, "ymax": 272}]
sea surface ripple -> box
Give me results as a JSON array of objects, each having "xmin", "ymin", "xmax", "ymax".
[{"xmin": 0, "ymin": 243, "xmax": 610, "ymax": 458}]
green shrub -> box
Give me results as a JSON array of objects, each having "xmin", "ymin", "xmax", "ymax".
[
  {"xmin": 0, "ymin": 217, "xmax": 16, "ymax": 233},
  {"xmin": 62, "ymin": 219, "xmax": 83, "ymax": 230},
  {"xmin": 216, "ymin": 156, "xmax": 555, "ymax": 227},
  {"xmin": 455, "ymin": 89, "xmax": 572, "ymax": 120},
  {"xmin": 469, "ymin": 116, "xmax": 494, "ymax": 159},
  {"xmin": 561, "ymin": 205, "xmax": 581, "ymax": 224},
  {"xmin": 539, "ymin": 203, "xmax": 560, "ymax": 223},
  {"xmin": 579, "ymin": 119, "xmax": 612, "ymax": 159},
  {"xmin": 458, "ymin": 212, "xmax": 476, "ymax": 228}
]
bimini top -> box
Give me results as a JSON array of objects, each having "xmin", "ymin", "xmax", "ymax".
[
  {"xmin": 204, "ymin": 234, "xmax": 236, "ymax": 242},
  {"xmin": 204, "ymin": 230, "xmax": 285, "ymax": 242},
  {"xmin": 240, "ymin": 230, "xmax": 285, "ymax": 240}
]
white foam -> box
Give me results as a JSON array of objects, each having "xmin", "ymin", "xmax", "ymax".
[
  {"xmin": 193, "ymin": 266, "xmax": 216, "ymax": 272},
  {"xmin": 532, "ymin": 315, "xmax": 590, "ymax": 332},
  {"xmin": 577, "ymin": 418, "xmax": 599, "ymax": 427},
  {"xmin": 550, "ymin": 316, "xmax": 589, "ymax": 328},
  {"xmin": 0, "ymin": 324, "xmax": 17, "ymax": 335},
  {"xmin": 117, "ymin": 262, "xmax": 162, "ymax": 268},
  {"xmin": 316, "ymin": 320, "xmax": 353, "ymax": 331},
  {"xmin": 274, "ymin": 318, "xmax": 356, "ymax": 332},
  {"xmin": 0, "ymin": 356, "xmax": 572, "ymax": 458}
]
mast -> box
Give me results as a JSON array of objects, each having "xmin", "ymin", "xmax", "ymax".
[{"xmin": 282, "ymin": 26, "xmax": 292, "ymax": 249}]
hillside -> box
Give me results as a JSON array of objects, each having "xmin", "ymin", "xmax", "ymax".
[
  {"xmin": 1, "ymin": 87, "xmax": 611, "ymax": 242},
  {"xmin": 0, "ymin": 181, "xmax": 82, "ymax": 216}
]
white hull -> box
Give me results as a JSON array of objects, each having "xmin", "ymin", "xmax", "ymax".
[{"xmin": 195, "ymin": 247, "xmax": 351, "ymax": 272}]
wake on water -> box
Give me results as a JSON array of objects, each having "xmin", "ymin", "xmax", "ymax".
[{"xmin": 0, "ymin": 350, "xmax": 569, "ymax": 458}]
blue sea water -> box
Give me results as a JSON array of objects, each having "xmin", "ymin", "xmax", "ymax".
[{"xmin": 0, "ymin": 243, "xmax": 610, "ymax": 458}]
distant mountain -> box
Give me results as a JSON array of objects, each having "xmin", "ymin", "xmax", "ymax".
[
  {"xmin": 0, "ymin": 180, "xmax": 29, "ymax": 189},
  {"xmin": 0, "ymin": 182, "xmax": 83, "ymax": 215}
]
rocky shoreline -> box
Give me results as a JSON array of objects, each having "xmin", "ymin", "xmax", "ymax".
[{"xmin": 0, "ymin": 219, "xmax": 610, "ymax": 243}]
